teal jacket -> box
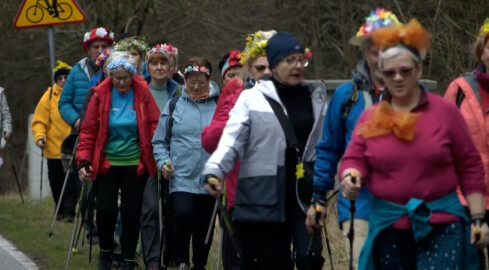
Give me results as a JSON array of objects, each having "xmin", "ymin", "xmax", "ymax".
[{"xmin": 359, "ymin": 192, "xmax": 479, "ymax": 270}]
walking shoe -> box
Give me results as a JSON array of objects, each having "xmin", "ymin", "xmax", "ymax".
[
  {"xmin": 177, "ymin": 263, "xmax": 189, "ymax": 270},
  {"xmin": 120, "ymin": 259, "xmax": 136, "ymax": 270},
  {"xmin": 97, "ymin": 249, "xmax": 112, "ymax": 270},
  {"xmin": 61, "ymin": 213, "xmax": 75, "ymax": 223}
]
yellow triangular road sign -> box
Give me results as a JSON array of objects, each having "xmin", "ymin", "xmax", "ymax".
[{"xmin": 14, "ymin": 0, "xmax": 86, "ymax": 29}]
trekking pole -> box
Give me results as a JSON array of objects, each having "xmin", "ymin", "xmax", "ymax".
[
  {"xmin": 205, "ymin": 200, "xmax": 219, "ymax": 245},
  {"xmin": 5, "ymin": 141, "xmax": 24, "ymax": 204},
  {"xmin": 48, "ymin": 138, "xmax": 78, "ymax": 237},
  {"xmin": 157, "ymin": 174, "xmax": 164, "ymax": 267},
  {"xmin": 347, "ymin": 172, "xmax": 359, "ymax": 270},
  {"xmin": 65, "ymin": 181, "xmax": 86, "ymax": 270},
  {"xmin": 40, "ymin": 148, "xmax": 44, "ymax": 211},
  {"xmin": 307, "ymin": 198, "xmax": 327, "ymax": 269}
]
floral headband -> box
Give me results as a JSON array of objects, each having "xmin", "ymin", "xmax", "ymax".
[
  {"xmin": 183, "ymin": 65, "xmax": 210, "ymax": 76},
  {"xmin": 356, "ymin": 8, "xmax": 401, "ymax": 37},
  {"xmin": 114, "ymin": 39, "xmax": 150, "ymax": 56},
  {"xmin": 107, "ymin": 59, "xmax": 137, "ymax": 75},
  {"xmin": 478, "ymin": 18, "xmax": 489, "ymax": 39},
  {"xmin": 239, "ymin": 31, "xmax": 270, "ymax": 65},
  {"xmin": 370, "ymin": 18, "xmax": 432, "ymax": 53},
  {"xmin": 162, "ymin": 43, "xmax": 178, "ymax": 56}
]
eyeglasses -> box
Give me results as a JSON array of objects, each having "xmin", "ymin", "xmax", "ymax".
[
  {"xmin": 285, "ymin": 56, "xmax": 308, "ymax": 67},
  {"xmin": 252, "ymin": 65, "xmax": 269, "ymax": 72},
  {"xmin": 381, "ymin": 67, "xmax": 415, "ymax": 79},
  {"xmin": 187, "ymin": 80, "xmax": 207, "ymax": 88}
]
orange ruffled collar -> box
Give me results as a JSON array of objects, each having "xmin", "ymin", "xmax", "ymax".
[{"xmin": 358, "ymin": 101, "xmax": 421, "ymax": 141}]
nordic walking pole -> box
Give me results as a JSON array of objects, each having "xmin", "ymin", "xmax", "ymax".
[
  {"xmin": 65, "ymin": 181, "xmax": 87, "ymax": 270},
  {"xmin": 347, "ymin": 172, "xmax": 359, "ymax": 270},
  {"xmin": 48, "ymin": 138, "xmax": 78, "ymax": 237},
  {"xmin": 205, "ymin": 200, "xmax": 219, "ymax": 245},
  {"xmin": 322, "ymin": 219, "xmax": 335, "ymax": 270},
  {"xmin": 40, "ymin": 148, "xmax": 44, "ymax": 211},
  {"xmin": 6, "ymin": 141, "xmax": 24, "ymax": 204}
]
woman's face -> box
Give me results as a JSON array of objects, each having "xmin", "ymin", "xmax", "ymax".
[
  {"xmin": 129, "ymin": 49, "xmax": 142, "ymax": 69},
  {"xmin": 185, "ymin": 73, "xmax": 209, "ymax": 94},
  {"xmin": 480, "ymin": 40, "xmax": 489, "ymax": 68},
  {"xmin": 56, "ymin": 75, "xmax": 68, "ymax": 88},
  {"xmin": 248, "ymin": 56, "xmax": 271, "ymax": 81},
  {"xmin": 272, "ymin": 53, "xmax": 307, "ymax": 86},
  {"xmin": 363, "ymin": 41, "xmax": 380, "ymax": 75},
  {"xmin": 381, "ymin": 49, "xmax": 422, "ymax": 100},
  {"xmin": 110, "ymin": 69, "xmax": 133, "ymax": 94},
  {"xmin": 148, "ymin": 54, "xmax": 171, "ymax": 82},
  {"xmin": 223, "ymin": 66, "xmax": 242, "ymax": 86}
]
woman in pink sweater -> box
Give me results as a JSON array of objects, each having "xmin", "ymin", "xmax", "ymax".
[{"xmin": 340, "ymin": 19, "xmax": 489, "ymax": 270}]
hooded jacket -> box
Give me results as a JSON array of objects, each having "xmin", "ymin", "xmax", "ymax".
[
  {"xmin": 202, "ymin": 79, "xmax": 327, "ymax": 222},
  {"xmin": 76, "ymin": 76, "xmax": 160, "ymax": 179},
  {"xmin": 152, "ymin": 82, "xmax": 220, "ymax": 195},
  {"xmin": 31, "ymin": 83, "xmax": 72, "ymax": 159}
]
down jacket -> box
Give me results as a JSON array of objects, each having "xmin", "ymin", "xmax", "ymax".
[
  {"xmin": 76, "ymin": 76, "xmax": 160, "ymax": 179},
  {"xmin": 202, "ymin": 79, "xmax": 327, "ymax": 222}
]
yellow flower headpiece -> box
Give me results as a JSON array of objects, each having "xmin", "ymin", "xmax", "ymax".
[
  {"xmin": 53, "ymin": 60, "xmax": 72, "ymax": 73},
  {"xmin": 239, "ymin": 30, "xmax": 277, "ymax": 65},
  {"xmin": 478, "ymin": 18, "xmax": 489, "ymax": 39}
]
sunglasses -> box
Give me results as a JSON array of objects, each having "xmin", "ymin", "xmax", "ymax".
[
  {"xmin": 252, "ymin": 65, "xmax": 269, "ymax": 72},
  {"xmin": 381, "ymin": 67, "xmax": 415, "ymax": 79}
]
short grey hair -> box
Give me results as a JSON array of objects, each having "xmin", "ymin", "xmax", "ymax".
[
  {"xmin": 106, "ymin": 51, "xmax": 138, "ymax": 75},
  {"xmin": 378, "ymin": 45, "xmax": 426, "ymax": 69}
]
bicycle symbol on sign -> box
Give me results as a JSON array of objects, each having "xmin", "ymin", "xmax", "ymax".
[{"xmin": 26, "ymin": 0, "xmax": 73, "ymax": 23}]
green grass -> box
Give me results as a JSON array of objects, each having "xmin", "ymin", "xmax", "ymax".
[{"xmin": 0, "ymin": 193, "xmax": 346, "ymax": 270}]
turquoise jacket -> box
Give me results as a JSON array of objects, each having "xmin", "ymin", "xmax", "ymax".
[{"xmin": 359, "ymin": 192, "xmax": 479, "ymax": 269}]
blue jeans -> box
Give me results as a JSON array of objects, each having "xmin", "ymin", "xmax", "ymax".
[{"xmin": 373, "ymin": 221, "xmax": 464, "ymax": 270}]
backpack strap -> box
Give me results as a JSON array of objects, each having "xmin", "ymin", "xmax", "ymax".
[
  {"xmin": 455, "ymin": 87, "xmax": 465, "ymax": 108},
  {"xmin": 341, "ymin": 81, "xmax": 359, "ymax": 119},
  {"xmin": 165, "ymin": 95, "xmax": 181, "ymax": 141}
]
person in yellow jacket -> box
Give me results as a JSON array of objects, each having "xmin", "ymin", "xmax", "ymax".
[{"xmin": 31, "ymin": 60, "xmax": 77, "ymax": 222}]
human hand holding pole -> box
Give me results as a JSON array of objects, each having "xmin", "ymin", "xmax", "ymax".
[
  {"xmin": 78, "ymin": 164, "xmax": 93, "ymax": 182},
  {"xmin": 162, "ymin": 159, "xmax": 173, "ymax": 180}
]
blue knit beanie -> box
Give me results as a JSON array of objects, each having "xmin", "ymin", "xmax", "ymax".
[{"xmin": 266, "ymin": 31, "xmax": 304, "ymax": 70}]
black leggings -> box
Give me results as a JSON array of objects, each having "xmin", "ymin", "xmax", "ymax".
[
  {"xmin": 47, "ymin": 159, "xmax": 77, "ymax": 215},
  {"xmin": 171, "ymin": 192, "xmax": 215, "ymax": 269},
  {"xmin": 95, "ymin": 165, "xmax": 147, "ymax": 260}
]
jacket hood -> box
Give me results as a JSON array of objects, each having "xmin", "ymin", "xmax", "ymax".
[{"xmin": 352, "ymin": 59, "xmax": 374, "ymax": 91}]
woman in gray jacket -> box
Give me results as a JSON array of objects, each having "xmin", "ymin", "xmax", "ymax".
[
  {"xmin": 203, "ymin": 32, "xmax": 326, "ymax": 270},
  {"xmin": 152, "ymin": 57, "xmax": 219, "ymax": 270}
]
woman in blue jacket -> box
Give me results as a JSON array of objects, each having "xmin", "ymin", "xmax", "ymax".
[{"xmin": 152, "ymin": 57, "xmax": 219, "ymax": 270}]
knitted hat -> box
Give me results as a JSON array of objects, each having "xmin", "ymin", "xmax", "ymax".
[
  {"xmin": 349, "ymin": 8, "xmax": 401, "ymax": 47},
  {"xmin": 82, "ymin": 27, "xmax": 115, "ymax": 52},
  {"xmin": 220, "ymin": 50, "xmax": 242, "ymax": 78},
  {"xmin": 53, "ymin": 60, "xmax": 72, "ymax": 82},
  {"xmin": 266, "ymin": 32, "xmax": 304, "ymax": 70}
]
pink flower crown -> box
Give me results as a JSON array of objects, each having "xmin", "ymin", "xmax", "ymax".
[{"xmin": 183, "ymin": 65, "xmax": 210, "ymax": 76}]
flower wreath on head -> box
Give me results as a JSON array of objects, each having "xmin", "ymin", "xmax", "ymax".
[
  {"xmin": 239, "ymin": 32, "xmax": 268, "ymax": 65},
  {"xmin": 479, "ymin": 18, "xmax": 489, "ymax": 39},
  {"xmin": 107, "ymin": 59, "xmax": 138, "ymax": 75},
  {"xmin": 183, "ymin": 65, "xmax": 210, "ymax": 76},
  {"xmin": 114, "ymin": 39, "xmax": 150, "ymax": 56},
  {"xmin": 370, "ymin": 18, "xmax": 432, "ymax": 54},
  {"xmin": 162, "ymin": 43, "xmax": 178, "ymax": 56}
]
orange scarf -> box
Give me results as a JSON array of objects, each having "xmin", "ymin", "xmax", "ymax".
[{"xmin": 358, "ymin": 101, "xmax": 420, "ymax": 141}]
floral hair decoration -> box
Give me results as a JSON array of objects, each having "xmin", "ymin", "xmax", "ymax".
[
  {"xmin": 107, "ymin": 59, "xmax": 137, "ymax": 75},
  {"xmin": 478, "ymin": 18, "xmax": 489, "ymax": 39},
  {"xmin": 370, "ymin": 18, "xmax": 432, "ymax": 56},
  {"xmin": 184, "ymin": 65, "xmax": 210, "ymax": 76},
  {"xmin": 95, "ymin": 48, "xmax": 113, "ymax": 68},
  {"xmin": 114, "ymin": 39, "xmax": 150, "ymax": 56},
  {"xmin": 350, "ymin": 8, "xmax": 401, "ymax": 46},
  {"xmin": 239, "ymin": 30, "xmax": 277, "ymax": 65}
]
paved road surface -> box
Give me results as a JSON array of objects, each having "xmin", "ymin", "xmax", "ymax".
[{"xmin": 0, "ymin": 233, "xmax": 38, "ymax": 270}]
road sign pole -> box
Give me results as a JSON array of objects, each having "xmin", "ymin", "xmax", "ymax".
[{"xmin": 48, "ymin": 26, "xmax": 55, "ymax": 85}]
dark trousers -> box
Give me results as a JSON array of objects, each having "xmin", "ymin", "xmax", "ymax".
[
  {"xmin": 171, "ymin": 192, "xmax": 215, "ymax": 269},
  {"xmin": 95, "ymin": 165, "xmax": 147, "ymax": 260},
  {"xmin": 221, "ymin": 217, "xmax": 240, "ymax": 270},
  {"xmin": 140, "ymin": 176, "xmax": 161, "ymax": 268},
  {"xmin": 373, "ymin": 221, "xmax": 464, "ymax": 269},
  {"xmin": 47, "ymin": 159, "xmax": 77, "ymax": 215}
]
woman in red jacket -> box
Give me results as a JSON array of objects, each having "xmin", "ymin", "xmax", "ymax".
[
  {"xmin": 201, "ymin": 30, "xmax": 276, "ymax": 270},
  {"xmin": 76, "ymin": 51, "xmax": 160, "ymax": 270}
]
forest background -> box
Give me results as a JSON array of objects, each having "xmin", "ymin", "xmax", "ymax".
[{"xmin": 0, "ymin": 0, "xmax": 488, "ymax": 193}]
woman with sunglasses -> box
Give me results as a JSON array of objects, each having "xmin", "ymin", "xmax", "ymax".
[
  {"xmin": 340, "ymin": 19, "xmax": 489, "ymax": 269},
  {"xmin": 202, "ymin": 30, "xmax": 275, "ymax": 270},
  {"xmin": 152, "ymin": 57, "xmax": 219, "ymax": 270},
  {"xmin": 76, "ymin": 51, "xmax": 160, "ymax": 270},
  {"xmin": 203, "ymin": 31, "xmax": 326, "ymax": 270}
]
